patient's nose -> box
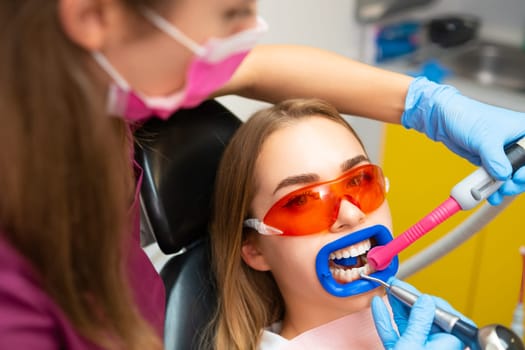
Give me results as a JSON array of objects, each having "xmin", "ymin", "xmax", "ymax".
[{"xmin": 329, "ymin": 199, "xmax": 365, "ymax": 233}]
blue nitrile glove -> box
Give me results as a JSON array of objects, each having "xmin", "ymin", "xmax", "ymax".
[
  {"xmin": 402, "ymin": 77, "xmax": 525, "ymax": 205},
  {"xmin": 371, "ymin": 278, "xmax": 473, "ymax": 350}
]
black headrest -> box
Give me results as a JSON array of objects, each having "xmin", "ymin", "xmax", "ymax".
[
  {"xmin": 134, "ymin": 100, "xmax": 242, "ymax": 254},
  {"xmin": 162, "ymin": 239, "xmax": 216, "ymax": 350}
]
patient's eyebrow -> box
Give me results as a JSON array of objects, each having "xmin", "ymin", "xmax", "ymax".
[
  {"xmin": 341, "ymin": 155, "xmax": 369, "ymax": 172},
  {"xmin": 272, "ymin": 155, "xmax": 369, "ymax": 194},
  {"xmin": 273, "ymin": 173, "xmax": 320, "ymax": 194}
]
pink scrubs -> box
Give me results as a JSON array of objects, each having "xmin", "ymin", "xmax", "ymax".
[{"xmin": 0, "ymin": 161, "xmax": 166, "ymax": 349}]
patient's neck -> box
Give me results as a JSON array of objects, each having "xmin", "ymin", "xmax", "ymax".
[{"xmin": 279, "ymin": 287, "xmax": 385, "ymax": 340}]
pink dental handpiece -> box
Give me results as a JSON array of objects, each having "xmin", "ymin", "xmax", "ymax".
[
  {"xmin": 367, "ymin": 196, "xmax": 461, "ymax": 271},
  {"xmin": 367, "ymin": 136, "xmax": 525, "ymax": 272}
]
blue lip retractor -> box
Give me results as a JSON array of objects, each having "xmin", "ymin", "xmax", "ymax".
[{"xmin": 315, "ymin": 225, "xmax": 398, "ymax": 297}]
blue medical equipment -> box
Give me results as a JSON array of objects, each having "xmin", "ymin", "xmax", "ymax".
[{"xmin": 315, "ymin": 225, "xmax": 398, "ymax": 297}]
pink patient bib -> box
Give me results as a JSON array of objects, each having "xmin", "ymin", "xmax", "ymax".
[{"xmin": 260, "ymin": 298, "xmax": 392, "ymax": 350}]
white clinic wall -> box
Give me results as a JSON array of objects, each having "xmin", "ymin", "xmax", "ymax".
[{"xmin": 217, "ymin": 0, "xmax": 385, "ymax": 163}]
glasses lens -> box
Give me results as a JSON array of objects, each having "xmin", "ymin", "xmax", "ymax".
[
  {"xmin": 339, "ymin": 165, "xmax": 385, "ymax": 213},
  {"xmin": 264, "ymin": 164, "xmax": 385, "ymax": 236}
]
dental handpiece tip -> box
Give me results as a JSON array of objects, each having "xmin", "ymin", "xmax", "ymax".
[{"xmin": 359, "ymin": 273, "xmax": 390, "ymax": 288}]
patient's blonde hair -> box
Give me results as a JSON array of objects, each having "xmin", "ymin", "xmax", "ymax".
[{"xmin": 209, "ymin": 98, "xmax": 364, "ymax": 350}]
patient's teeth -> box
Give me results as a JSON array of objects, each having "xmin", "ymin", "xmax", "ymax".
[
  {"xmin": 349, "ymin": 246, "xmax": 357, "ymax": 257},
  {"xmin": 327, "ymin": 238, "xmax": 377, "ymax": 282},
  {"xmin": 330, "ymin": 263, "xmax": 374, "ymax": 283},
  {"xmin": 357, "ymin": 265, "xmax": 368, "ymax": 275},
  {"xmin": 330, "ymin": 238, "xmax": 372, "ymax": 260},
  {"xmin": 360, "ymin": 240, "xmax": 371, "ymax": 255}
]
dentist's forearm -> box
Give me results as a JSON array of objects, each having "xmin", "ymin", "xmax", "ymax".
[{"xmin": 216, "ymin": 44, "xmax": 412, "ymax": 124}]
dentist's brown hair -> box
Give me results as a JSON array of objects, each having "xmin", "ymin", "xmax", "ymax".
[{"xmin": 0, "ymin": 1, "xmax": 164, "ymax": 349}]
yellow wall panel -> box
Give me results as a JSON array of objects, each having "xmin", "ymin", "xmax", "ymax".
[{"xmin": 381, "ymin": 124, "xmax": 525, "ymax": 328}]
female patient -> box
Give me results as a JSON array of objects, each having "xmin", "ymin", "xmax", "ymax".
[{"xmin": 208, "ymin": 99, "xmax": 466, "ymax": 350}]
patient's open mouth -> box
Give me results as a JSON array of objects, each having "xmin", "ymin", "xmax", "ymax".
[
  {"xmin": 328, "ymin": 238, "xmax": 376, "ymax": 283},
  {"xmin": 316, "ymin": 225, "xmax": 396, "ymax": 297}
]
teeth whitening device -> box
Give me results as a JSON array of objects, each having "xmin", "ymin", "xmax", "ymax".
[
  {"xmin": 367, "ymin": 136, "xmax": 525, "ymax": 272},
  {"xmin": 315, "ymin": 137, "xmax": 525, "ymax": 297},
  {"xmin": 313, "ymin": 137, "xmax": 525, "ymax": 348}
]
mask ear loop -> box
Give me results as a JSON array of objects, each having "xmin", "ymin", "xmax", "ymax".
[
  {"xmin": 91, "ymin": 52, "xmax": 132, "ymax": 116},
  {"xmin": 92, "ymin": 52, "xmax": 130, "ymax": 90},
  {"xmin": 384, "ymin": 177, "xmax": 390, "ymax": 193},
  {"xmin": 141, "ymin": 7, "xmax": 206, "ymax": 56}
]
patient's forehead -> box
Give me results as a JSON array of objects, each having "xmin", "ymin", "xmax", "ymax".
[{"xmin": 251, "ymin": 117, "xmax": 366, "ymax": 212}]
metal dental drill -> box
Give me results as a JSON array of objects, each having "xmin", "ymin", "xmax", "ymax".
[{"xmin": 360, "ymin": 273, "xmax": 525, "ymax": 350}]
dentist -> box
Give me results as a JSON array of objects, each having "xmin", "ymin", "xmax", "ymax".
[{"xmin": 0, "ymin": 0, "xmax": 522, "ymax": 349}]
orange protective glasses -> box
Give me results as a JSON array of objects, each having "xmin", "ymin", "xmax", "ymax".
[{"xmin": 244, "ymin": 164, "xmax": 387, "ymax": 236}]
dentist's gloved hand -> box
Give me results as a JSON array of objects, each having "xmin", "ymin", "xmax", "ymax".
[
  {"xmin": 402, "ymin": 77, "xmax": 525, "ymax": 205},
  {"xmin": 371, "ymin": 278, "xmax": 472, "ymax": 350}
]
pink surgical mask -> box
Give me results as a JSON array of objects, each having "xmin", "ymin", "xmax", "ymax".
[{"xmin": 93, "ymin": 9, "xmax": 268, "ymax": 121}]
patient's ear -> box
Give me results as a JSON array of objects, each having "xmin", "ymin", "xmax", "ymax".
[{"xmin": 241, "ymin": 232, "xmax": 271, "ymax": 271}]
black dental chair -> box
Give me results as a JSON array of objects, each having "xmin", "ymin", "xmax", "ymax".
[{"xmin": 134, "ymin": 100, "xmax": 242, "ymax": 350}]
